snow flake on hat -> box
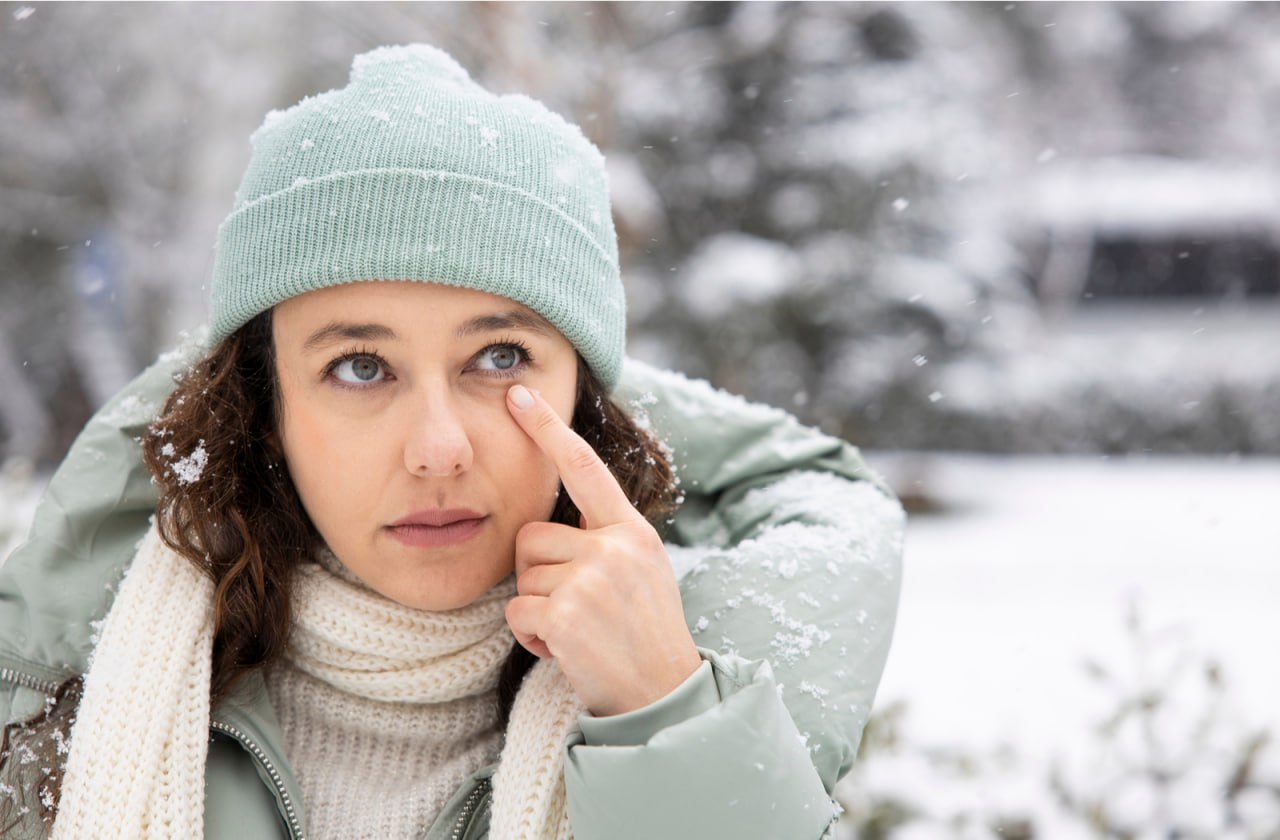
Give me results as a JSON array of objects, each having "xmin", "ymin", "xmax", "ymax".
[{"xmin": 554, "ymin": 160, "xmax": 580, "ymax": 185}]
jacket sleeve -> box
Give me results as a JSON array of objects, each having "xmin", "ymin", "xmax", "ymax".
[
  {"xmin": 604, "ymin": 360, "xmax": 906, "ymax": 816},
  {"xmin": 668, "ymin": 473, "xmax": 904, "ymax": 792},
  {"xmin": 564, "ymin": 647, "xmax": 835, "ymax": 840}
]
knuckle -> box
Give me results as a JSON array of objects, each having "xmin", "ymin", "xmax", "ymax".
[
  {"xmin": 577, "ymin": 532, "xmax": 611, "ymax": 565},
  {"xmin": 516, "ymin": 522, "xmax": 558, "ymax": 561},
  {"xmin": 516, "ymin": 520, "xmax": 546, "ymax": 546},
  {"xmin": 546, "ymin": 596, "xmax": 579, "ymax": 637},
  {"xmin": 624, "ymin": 518, "xmax": 660, "ymax": 543},
  {"xmin": 619, "ymin": 525, "xmax": 670, "ymax": 575},
  {"xmin": 640, "ymin": 526, "xmax": 668, "ymax": 559},
  {"xmin": 566, "ymin": 440, "xmax": 600, "ymax": 473},
  {"xmin": 532, "ymin": 407, "xmax": 563, "ymax": 434},
  {"xmin": 574, "ymin": 558, "xmax": 609, "ymax": 590},
  {"xmin": 504, "ymin": 597, "xmax": 523, "ymax": 625}
]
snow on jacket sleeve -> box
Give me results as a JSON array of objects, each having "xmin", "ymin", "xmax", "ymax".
[
  {"xmin": 564, "ymin": 646, "xmax": 835, "ymax": 840},
  {"xmin": 615, "ymin": 359, "xmax": 906, "ymax": 795},
  {"xmin": 671, "ymin": 473, "xmax": 905, "ymax": 794}
]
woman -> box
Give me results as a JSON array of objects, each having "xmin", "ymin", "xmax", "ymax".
[{"xmin": 0, "ymin": 45, "xmax": 904, "ymax": 839}]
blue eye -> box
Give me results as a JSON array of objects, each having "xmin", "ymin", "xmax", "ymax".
[
  {"xmin": 473, "ymin": 342, "xmax": 532, "ymax": 376},
  {"xmin": 328, "ymin": 353, "xmax": 387, "ymax": 386}
]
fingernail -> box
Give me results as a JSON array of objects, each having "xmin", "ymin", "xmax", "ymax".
[{"xmin": 510, "ymin": 384, "xmax": 534, "ymax": 409}]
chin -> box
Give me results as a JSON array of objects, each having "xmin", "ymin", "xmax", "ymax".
[{"xmin": 378, "ymin": 572, "xmax": 495, "ymax": 613}]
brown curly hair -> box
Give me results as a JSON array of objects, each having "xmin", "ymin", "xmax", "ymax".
[{"xmin": 1, "ymin": 306, "xmax": 679, "ymax": 832}]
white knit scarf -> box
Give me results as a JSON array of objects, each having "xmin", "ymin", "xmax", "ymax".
[{"xmin": 53, "ymin": 521, "xmax": 584, "ymax": 839}]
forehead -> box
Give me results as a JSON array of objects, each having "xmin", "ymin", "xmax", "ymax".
[{"xmin": 273, "ymin": 281, "xmax": 559, "ymax": 343}]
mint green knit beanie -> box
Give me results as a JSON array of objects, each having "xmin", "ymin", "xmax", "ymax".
[{"xmin": 209, "ymin": 44, "xmax": 624, "ymax": 388}]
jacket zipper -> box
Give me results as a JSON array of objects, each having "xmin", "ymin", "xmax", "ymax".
[
  {"xmin": 451, "ymin": 775, "xmax": 491, "ymax": 840},
  {"xmin": 4, "ymin": 662, "xmax": 480, "ymax": 840},
  {"xmin": 209, "ymin": 720, "xmax": 305, "ymax": 840},
  {"xmin": 1, "ymin": 672, "xmax": 305, "ymax": 840},
  {"xmin": 0, "ymin": 666, "xmax": 60, "ymax": 696}
]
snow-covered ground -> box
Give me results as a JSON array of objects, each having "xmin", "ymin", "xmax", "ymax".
[{"xmin": 876, "ymin": 451, "xmax": 1279, "ymax": 753}]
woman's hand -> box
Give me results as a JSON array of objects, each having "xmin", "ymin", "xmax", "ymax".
[{"xmin": 503, "ymin": 383, "xmax": 702, "ymax": 718}]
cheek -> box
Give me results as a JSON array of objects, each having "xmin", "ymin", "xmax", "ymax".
[
  {"xmin": 279, "ymin": 393, "xmax": 384, "ymax": 522},
  {"xmin": 528, "ymin": 454, "xmax": 565, "ymax": 521},
  {"xmin": 282, "ymin": 410, "xmax": 331, "ymax": 479},
  {"xmin": 482, "ymin": 408, "xmax": 562, "ymax": 510}
]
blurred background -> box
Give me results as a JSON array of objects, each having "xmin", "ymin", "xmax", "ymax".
[{"xmin": 1, "ymin": 2, "xmax": 1277, "ymax": 837}]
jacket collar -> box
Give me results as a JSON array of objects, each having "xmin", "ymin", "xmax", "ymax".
[{"xmin": 210, "ymin": 668, "xmax": 307, "ymax": 836}]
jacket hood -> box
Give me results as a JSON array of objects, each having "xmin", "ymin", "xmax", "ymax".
[{"xmin": 0, "ymin": 336, "xmax": 210, "ymax": 689}]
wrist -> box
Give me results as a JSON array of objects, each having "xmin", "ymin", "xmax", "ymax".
[
  {"xmin": 591, "ymin": 645, "xmax": 711, "ymax": 717},
  {"xmin": 591, "ymin": 644, "xmax": 705, "ymax": 718}
]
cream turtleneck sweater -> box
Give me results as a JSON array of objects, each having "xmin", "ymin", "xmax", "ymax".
[
  {"xmin": 266, "ymin": 661, "xmax": 503, "ymax": 839},
  {"xmin": 265, "ymin": 551, "xmax": 516, "ymax": 840}
]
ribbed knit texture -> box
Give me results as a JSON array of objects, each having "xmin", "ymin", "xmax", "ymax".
[
  {"xmin": 491, "ymin": 661, "xmax": 583, "ymax": 840},
  {"xmin": 266, "ymin": 551, "xmax": 515, "ymax": 839},
  {"xmin": 287, "ymin": 546, "xmax": 517, "ymax": 704},
  {"xmin": 52, "ymin": 522, "xmax": 215, "ymax": 839},
  {"xmin": 53, "ymin": 523, "xmax": 586, "ymax": 839},
  {"xmin": 209, "ymin": 44, "xmax": 626, "ymax": 388},
  {"xmin": 266, "ymin": 665, "xmax": 504, "ymax": 840}
]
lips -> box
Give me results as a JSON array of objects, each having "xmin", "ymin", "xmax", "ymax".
[
  {"xmin": 389, "ymin": 508, "xmax": 485, "ymax": 528},
  {"xmin": 385, "ymin": 509, "xmax": 487, "ymax": 548}
]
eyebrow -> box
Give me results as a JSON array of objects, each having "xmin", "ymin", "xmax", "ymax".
[
  {"xmin": 301, "ymin": 322, "xmax": 397, "ymax": 353},
  {"xmin": 454, "ymin": 309, "xmax": 556, "ymax": 339},
  {"xmin": 300, "ymin": 309, "xmax": 555, "ymax": 353}
]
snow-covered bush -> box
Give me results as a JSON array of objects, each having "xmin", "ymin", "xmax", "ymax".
[{"xmin": 834, "ymin": 606, "xmax": 1280, "ymax": 839}]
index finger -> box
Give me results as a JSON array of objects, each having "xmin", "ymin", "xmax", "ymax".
[{"xmin": 507, "ymin": 384, "xmax": 640, "ymax": 529}]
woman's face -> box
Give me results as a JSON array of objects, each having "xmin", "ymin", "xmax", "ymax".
[{"xmin": 272, "ymin": 280, "xmax": 578, "ymax": 611}]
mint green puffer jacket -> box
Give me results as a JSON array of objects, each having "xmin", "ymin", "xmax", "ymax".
[{"xmin": 0, "ymin": 342, "xmax": 904, "ymax": 840}]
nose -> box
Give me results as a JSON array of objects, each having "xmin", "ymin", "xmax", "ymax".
[{"xmin": 403, "ymin": 392, "xmax": 474, "ymax": 478}]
